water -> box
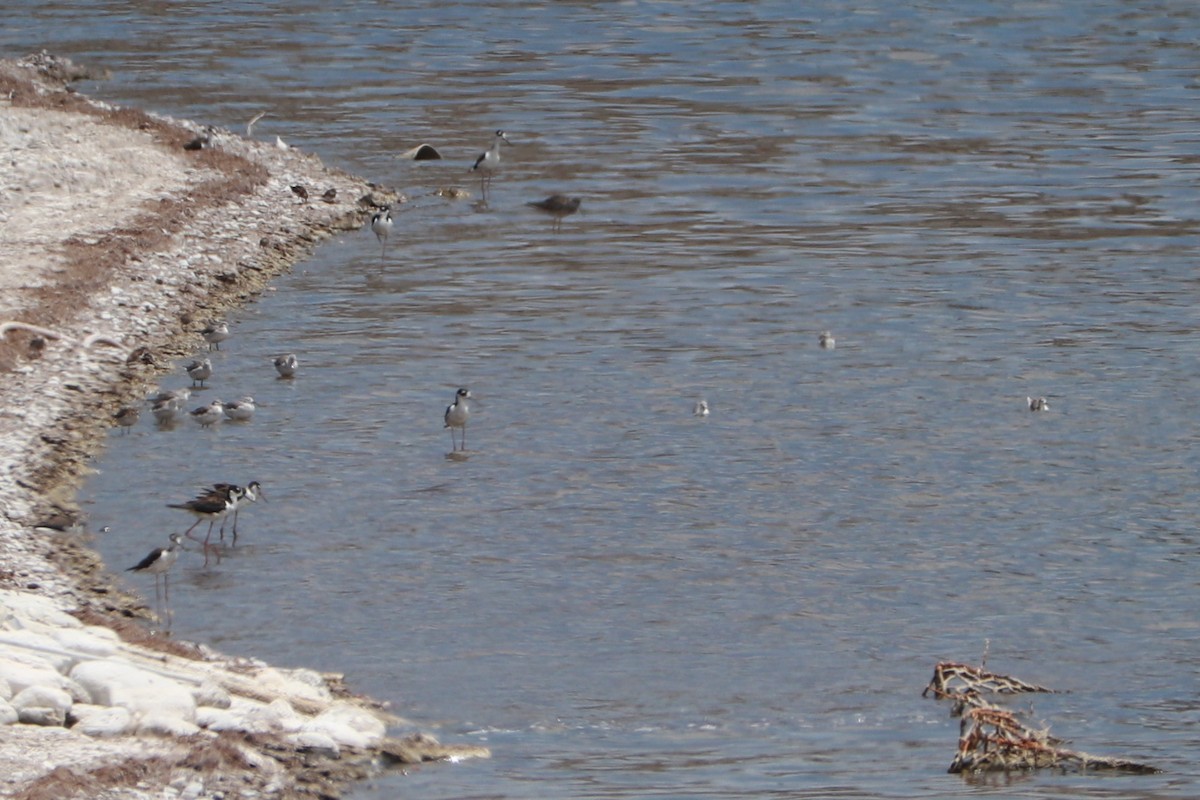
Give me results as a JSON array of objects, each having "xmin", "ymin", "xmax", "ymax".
[{"xmin": 5, "ymin": 1, "xmax": 1200, "ymax": 797}]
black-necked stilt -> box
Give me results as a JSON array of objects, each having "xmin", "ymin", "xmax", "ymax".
[
  {"xmin": 291, "ymin": 184, "xmax": 309, "ymax": 203},
  {"xmin": 1028, "ymin": 396, "xmax": 1049, "ymax": 412},
  {"xmin": 694, "ymin": 399, "xmax": 710, "ymax": 417},
  {"xmin": 206, "ymin": 480, "xmax": 265, "ymax": 545},
  {"xmin": 114, "ymin": 406, "xmax": 140, "ymax": 434},
  {"xmin": 223, "ymin": 396, "xmax": 256, "ymax": 422},
  {"xmin": 471, "ymin": 130, "xmax": 510, "ymax": 201},
  {"xmin": 127, "ymin": 533, "xmax": 184, "ymax": 620},
  {"xmin": 371, "ymin": 207, "xmax": 394, "ymax": 260},
  {"xmin": 169, "ymin": 486, "xmax": 243, "ymax": 565},
  {"xmin": 819, "ymin": 330, "xmax": 835, "ymax": 350},
  {"xmin": 274, "ymin": 353, "xmax": 298, "ymax": 378},
  {"xmin": 444, "ymin": 387, "xmax": 472, "ymax": 451},
  {"xmin": 185, "ymin": 357, "xmax": 213, "ymax": 388},
  {"xmin": 527, "ymin": 194, "xmax": 581, "ymax": 232},
  {"xmin": 201, "ymin": 321, "xmax": 230, "ymax": 351},
  {"xmin": 190, "ymin": 399, "xmax": 225, "ymax": 428}
]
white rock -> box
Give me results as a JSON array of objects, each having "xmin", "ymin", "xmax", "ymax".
[
  {"xmin": 0, "ymin": 675, "xmax": 10, "ymax": 701},
  {"xmin": 0, "ymin": 630, "xmax": 73, "ymax": 672},
  {"xmin": 0, "ymin": 654, "xmax": 66, "ymax": 695},
  {"xmin": 69, "ymin": 703, "xmax": 132, "ymax": 737},
  {"xmin": 195, "ymin": 706, "xmax": 240, "ymax": 731},
  {"xmin": 51, "ymin": 626, "xmax": 120, "ymax": 660},
  {"xmin": 286, "ymin": 729, "xmax": 339, "ymax": 757},
  {"xmin": 302, "ymin": 702, "xmax": 386, "ymax": 749},
  {"xmin": 0, "ymin": 589, "xmax": 82, "ymax": 631},
  {"xmin": 69, "ymin": 659, "xmax": 196, "ymax": 722},
  {"xmin": 192, "ymin": 679, "xmax": 231, "ymax": 709},
  {"xmin": 11, "ymin": 684, "xmax": 72, "ymax": 715},
  {"xmin": 136, "ymin": 711, "xmax": 200, "ymax": 737},
  {"xmin": 0, "ymin": 699, "xmax": 17, "ymax": 725},
  {"xmin": 18, "ymin": 704, "xmax": 65, "ymax": 726}
]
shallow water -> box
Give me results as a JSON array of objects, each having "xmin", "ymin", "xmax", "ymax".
[{"xmin": 6, "ymin": 1, "xmax": 1200, "ymax": 797}]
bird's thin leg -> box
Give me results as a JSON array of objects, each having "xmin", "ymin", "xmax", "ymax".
[
  {"xmin": 164, "ymin": 572, "xmax": 170, "ymax": 605},
  {"xmin": 231, "ymin": 509, "xmax": 240, "ymax": 546}
]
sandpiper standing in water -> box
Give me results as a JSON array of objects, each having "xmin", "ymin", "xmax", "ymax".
[
  {"xmin": 201, "ymin": 321, "xmax": 230, "ymax": 351},
  {"xmin": 527, "ymin": 194, "xmax": 581, "ymax": 232},
  {"xmin": 186, "ymin": 357, "xmax": 213, "ymax": 388}
]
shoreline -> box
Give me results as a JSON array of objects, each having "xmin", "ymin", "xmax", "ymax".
[{"xmin": 0, "ymin": 55, "xmax": 484, "ymax": 798}]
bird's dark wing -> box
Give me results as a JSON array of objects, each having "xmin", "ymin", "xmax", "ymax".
[{"xmin": 127, "ymin": 547, "xmax": 164, "ymax": 572}]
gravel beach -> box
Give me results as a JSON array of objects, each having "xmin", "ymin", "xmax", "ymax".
[{"xmin": 0, "ymin": 54, "xmax": 485, "ymax": 799}]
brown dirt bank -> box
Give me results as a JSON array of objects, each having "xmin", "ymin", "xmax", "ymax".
[{"xmin": 0, "ymin": 54, "xmax": 485, "ymax": 799}]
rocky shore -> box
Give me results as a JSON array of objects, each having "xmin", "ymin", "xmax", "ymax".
[{"xmin": 0, "ymin": 54, "xmax": 486, "ymax": 799}]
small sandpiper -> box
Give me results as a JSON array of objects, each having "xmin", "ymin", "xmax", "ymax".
[
  {"xmin": 444, "ymin": 387, "xmax": 472, "ymax": 451},
  {"xmin": 471, "ymin": 130, "xmax": 510, "ymax": 201},
  {"xmin": 190, "ymin": 399, "xmax": 225, "ymax": 427},
  {"xmin": 1027, "ymin": 396, "xmax": 1049, "ymax": 412},
  {"xmin": 371, "ymin": 206, "xmax": 394, "ymax": 259},
  {"xmin": 819, "ymin": 330, "xmax": 835, "ymax": 349},
  {"xmin": 274, "ymin": 353, "xmax": 298, "ymax": 378},
  {"xmin": 527, "ymin": 194, "xmax": 581, "ymax": 232},
  {"xmin": 223, "ymin": 396, "xmax": 256, "ymax": 422},
  {"xmin": 201, "ymin": 321, "xmax": 230, "ymax": 351},
  {"xmin": 114, "ymin": 406, "xmax": 140, "ymax": 433},
  {"xmin": 291, "ymin": 184, "xmax": 309, "ymax": 203},
  {"xmin": 186, "ymin": 358, "xmax": 213, "ymax": 388}
]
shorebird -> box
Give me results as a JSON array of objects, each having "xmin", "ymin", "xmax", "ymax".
[
  {"xmin": 471, "ymin": 130, "xmax": 510, "ymax": 201},
  {"xmin": 527, "ymin": 194, "xmax": 581, "ymax": 232},
  {"xmin": 147, "ymin": 388, "xmax": 190, "ymax": 425},
  {"xmin": 444, "ymin": 387, "xmax": 472, "ymax": 451},
  {"xmin": 201, "ymin": 321, "xmax": 230, "ymax": 351},
  {"xmin": 168, "ymin": 486, "xmax": 244, "ymax": 565},
  {"xmin": 693, "ymin": 399, "xmax": 710, "ymax": 417},
  {"xmin": 113, "ymin": 406, "xmax": 140, "ymax": 434},
  {"xmin": 819, "ymin": 331, "xmax": 835, "ymax": 350},
  {"xmin": 205, "ymin": 480, "xmax": 265, "ymax": 545},
  {"xmin": 126, "ymin": 533, "xmax": 184, "ymax": 617},
  {"xmin": 291, "ymin": 184, "xmax": 309, "ymax": 203},
  {"xmin": 185, "ymin": 358, "xmax": 213, "ymax": 388},
  {"xmin": 183, "ymin": 125, "xmax": 214, "ymax": 151},
  {"xmin": 1028, "ymin": 396, "xmax": 1049, "ymax": 412},
  {"xmin": 223, "ymin": 396, "xmax": 256, "ymax": 422},
  {"xmin": 190, "ymin": 399, "xmax": 225, "ymax": 427},
  {"xmin": 371, "ymin": 206, "xmax": 394, "ymax": 260},
  {"xmin": 274, "ymin": 353, "xmax": 298, "ymax": 378},
  {"xmin": 321, "ymin": 188, "xmax": 337, "ymax": 203}
]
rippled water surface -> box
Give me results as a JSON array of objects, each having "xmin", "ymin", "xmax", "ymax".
[{"xmin": 6, "ymin": 2, "xmax": 1200, "ymax": 797}]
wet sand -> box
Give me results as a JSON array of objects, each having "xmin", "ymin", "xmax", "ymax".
[{"xmin": 0, "ymin": 55, "xmax": 483, "ymax": 799}]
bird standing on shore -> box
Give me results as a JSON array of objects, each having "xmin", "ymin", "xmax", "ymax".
[
  {"xmin": 201, "ymin": 321, "xmax": 230, "ymax": 351},
  {"xmin": 274, "ymin": 353, "xmax": 298, "ymax": 378},
  {"xmin": 291, "ymin": 184, "xmax": 309, "ymax": 203},
  {"xmin": 127, "ymin": 533, "xmax": 184, "ymax": 620},
  {"xmin": 444, "ymin": 387, "xmax": 472, "ymax": 451},
  {"xmin": 527, "ymin": 194, "xmax": 581, "ymax": 232},
  {"xmin": 371, "ymin": 206, "xmax": 394, "ymax": 260},
  {"xmin": 471, "ymin": 130, "xmax": 510, "ymax": 202},
  {"xmin": 185, "ymin": 357, "xmax": 213, "ymax": 388},
  {"xmin": 113, "ymin": 406, "xmax": 140, "ymax": 434}
]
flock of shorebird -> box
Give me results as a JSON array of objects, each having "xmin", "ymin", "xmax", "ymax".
[
  {"xmin": 364, "ymin": 129, "xmax": 584, "ymax": 261},
  {"xmin": 118, "ymin": 310, "xmax": 474, "ymax": 621}
]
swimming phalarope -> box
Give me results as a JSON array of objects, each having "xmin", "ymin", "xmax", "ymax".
[
  {"xmin": 371, "ymin": 206, "xmax": 394, "ymax": 260},
  {"xmin": 693, "ymin": 399, "xmax": 710, "ymax": 417},
  {"xmin": 527, "ymin": 194, "xmax": 581, "ymax": 232},
  {"xmin": 274, "ymin": 353, "xmax": 298, "ymax": 378},
  {"xmin": 185, "ymin": 357, "xmax": 213, "ymax": 388},
  {"xmin": 444, "ymin": 387, "xmax": 472, "ymax": 451},
  {"xmin": 190, "ymin": 399, "xmax": 225, "ymax": 427},
  {"xmin": 819, "ymin": 330, "xmax": 835, "ymax": 349},
  {"xmin": 1027, "ymin": 396, "xmax": 1049, "ymax": 412},
  {"xmin": 223, "ymin": 396, "xmax": 256, "ymax": 422},
  {"xmin": 201, "ymin": 321, "xmax": 230, "ymax": 351},
  {"xmin": 471, "ymin": 130, "xmax": 510, "ymax": 201}
]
